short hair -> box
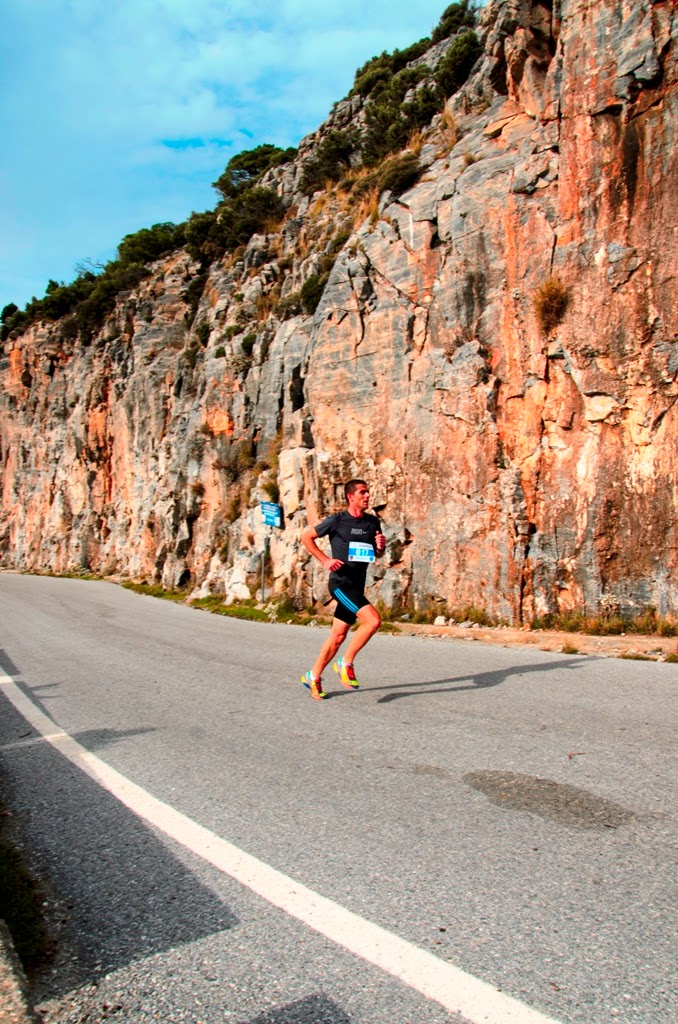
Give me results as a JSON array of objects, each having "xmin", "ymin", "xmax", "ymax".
[{"xmin": 344, "ymin": 478, "xmax": 367, "ymax": 501}]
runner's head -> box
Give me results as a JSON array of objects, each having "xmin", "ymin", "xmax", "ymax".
[{"xmin": 345, "ymin": 479, "xmax": 370, "ymax": 514}]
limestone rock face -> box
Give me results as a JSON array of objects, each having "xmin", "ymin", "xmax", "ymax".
[{"xmin": 1, "ymin": 0, "xmax": 677, "ymax": 622}]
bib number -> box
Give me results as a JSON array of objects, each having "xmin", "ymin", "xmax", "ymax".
[{"xmin": 348, "ymin": 542, "xmax": 375, "ymax": 563}]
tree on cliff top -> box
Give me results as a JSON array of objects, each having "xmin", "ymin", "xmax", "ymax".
[
  {"xmin": 213, "ymin": 144, "xmax": 296, "ymax": 201},
  {"xmin": 431, "ymin": 1, "xmax": 477, "ymax": 44},
  {"xmin": 116, "ymin": 222, "xmax": 186, "ymax": 266}
]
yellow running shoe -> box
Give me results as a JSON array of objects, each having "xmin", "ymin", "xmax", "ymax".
[
  {"xmin": 301, "ymin": 671, "xmax": 326, "ymax": 700},
  {"xmin": 333, "ymin": 658, "xmax": 359, "ymax": 689}
]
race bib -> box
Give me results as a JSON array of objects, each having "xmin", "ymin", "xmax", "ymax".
[{"xmin": 348, "ymin": 541, "xmax": 375, "ymax": 563}]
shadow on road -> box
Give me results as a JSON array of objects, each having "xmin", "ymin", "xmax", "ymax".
[
  {"xmin": 0, "ymin": 692, "xmax": 238, "ymax": 1002},
  {"xmin": 0, "ymin": 648, "xmax": 21, "ymax": 679},
  {"xmin": 71, "ymin": 726, "xmax": 157, "ymax": 751},
  {"xmin": 245, "ymin": 994, "xmax": 352, "ymax": 1023},
  {"xmin": 328, "ymin": 656, "xmax": 587, "ymax": 703}
]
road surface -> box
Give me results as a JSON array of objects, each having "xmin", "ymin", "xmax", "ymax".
[{"xmin": 0, "ymin": 574, "xmax": 676, "ymax": 1024}]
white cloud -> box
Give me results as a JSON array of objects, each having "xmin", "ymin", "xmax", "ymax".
[{"xmin": 0, "ymin": 0, "xmax": 476, "ymax": 310}]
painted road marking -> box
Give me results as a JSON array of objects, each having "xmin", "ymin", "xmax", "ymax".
[{"xmin": 0, "ymin": 670, "xmax": 564, "ymax": 1024}]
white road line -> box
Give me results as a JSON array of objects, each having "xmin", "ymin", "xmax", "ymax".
[{"xmin": 0, "ymin": 670, "xmax": 564, "ymax": 1024}]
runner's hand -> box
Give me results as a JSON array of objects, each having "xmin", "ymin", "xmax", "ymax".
[
  {"xmin": 325, "ymin": 557, "xmax": 344, "ymax": 572},
  {"xmin": 375, "ymin": 532, "xmax": 386, "ymax": 553}
]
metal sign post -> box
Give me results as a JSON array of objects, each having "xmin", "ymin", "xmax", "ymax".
[
  {"xmin": 261, "ymin": 531, "xmax": 268, "ymax": 602},
  {"xmin": 259, "ymin": 502, "xmax": 282, "ymax": 602}
]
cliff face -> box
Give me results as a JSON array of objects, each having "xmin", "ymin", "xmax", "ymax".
[{"xmin": 1, "ymin": 0, "xmax": 677, "ymax": 623}]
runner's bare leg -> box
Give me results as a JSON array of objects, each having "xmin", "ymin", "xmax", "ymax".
[
  {"xmin": 343, "ymin": 603, "xmax": 381, "ymax": 665},
  {"xmin": 311, "ymin": 618, "xmax": 349, "ymax": 680}
]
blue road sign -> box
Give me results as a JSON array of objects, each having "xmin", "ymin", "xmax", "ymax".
[{"xmin": 260, "ymin": 501, "xmax": 282, "ymax": 527}]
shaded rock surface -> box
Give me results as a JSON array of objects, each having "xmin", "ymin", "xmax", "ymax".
[{"xmin": 1, "ymin": 0, "xmax": 677, "ymax": 624}]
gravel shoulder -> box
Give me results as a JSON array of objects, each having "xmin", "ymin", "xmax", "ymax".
[{"xmin": 390, "ymin": 620, "xmax": 678, "ymax": 661}]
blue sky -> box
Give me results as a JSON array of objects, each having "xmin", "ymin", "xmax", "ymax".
[{"xmin": 0, "ymin": 1, "xmax": 485, "ymax": 314}]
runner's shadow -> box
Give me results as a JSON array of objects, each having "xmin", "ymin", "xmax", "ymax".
[{"xmin": 372, "ymin": 657, "xmax": 587, "ymax": 703}]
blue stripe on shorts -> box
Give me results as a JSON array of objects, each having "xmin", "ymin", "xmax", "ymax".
[{"xmin": 333, "ymin": 587, "xmax": 360, "ymax": 614}]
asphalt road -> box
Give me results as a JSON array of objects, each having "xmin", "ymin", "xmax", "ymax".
[{"xmin": 0, "ymin": 574, "xmax": 676, "ymax": 1024}]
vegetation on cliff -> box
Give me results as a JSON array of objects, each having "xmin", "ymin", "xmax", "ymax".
[
  {"xmin": 305, "ymin": 2, "xmax": 480, "ymax": 185},
  {"xmin": 0, "ymin": 2, "xmax": 481, "ymax": 344},
  {"xmin": 1, "ymin": 223, "xmax": 186, "ymax": 343}
]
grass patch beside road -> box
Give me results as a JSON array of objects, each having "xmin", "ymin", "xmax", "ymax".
[
  {"xmin": 122, "ymin": 581, "xmax": 187, "ymax": 601},
  {"xmin": 191, "ymin": 596, "xmax": 271, "ymax": 621},
  {"xmin": 190, "ymin": 595, "xmax": 317, "ymax": 625},
  {"xmin": 532, "ymin": 608, "xmax": 678, "ymax": 637}
]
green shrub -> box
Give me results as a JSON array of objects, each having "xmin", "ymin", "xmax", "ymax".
[
  {"xmin": 183, "ymin": 186, "xmax": 284, "ymax": 266},
  {"xmin": 60, "ymin": 315, "xmax": 79, "ymax": 341},
  {"xmin": 401, "ymin": 83, "xmax": 441, "ymax": 132},
  {"xmin": 351, "ymin": 39, "xmax": 431, "ymax": 97},
  {"xmin": 378, "ymin": 152, "xmax": 422, "ymax": 196},
  {"xmin": 220, "ymin": 186, "xmax": 285, "ymax": 246},
  {"xmin": 353, "ymin": 60, "xmax": 394, "ymax": 98},
  {"xmin": 391, "ymin": 39, "xmax": 434, "ymax": 73},
  {"xmin": 214, "ymin": 346, "xmax": 226, "ymax": 358},
  {"xmin": 446, "ymin": 604, "xmax": 496, "ymax": 626},
  {"xmin": 241, "ymin": 332, "xmax": 257, "ymax": 356},
  {"xmin": 75, "ymin": 262, "xmax": 148, "ymax": 338},
  {"xmin": 300, "ymin": 130, "xmax": 357, "ymax": 194},
  {"xmin": 1, "ymin": 302, "xmax": 18, "ymax": 322},
  {"xmin": 184, "ymin": 209, "xmax": 222, "ymax": 264},
  {"xmin": 182, "ymin": 272, "xmax": 208, "ymax": 324},
  {"xmin": 195, "ymin": 321, "xmax": 210, "ymax": 347},
  {"xmin": 361, "ymin": 66, "xmax": 433, "ymax": 165},
  {"xmin": 435, "ymin": 30, "xmax": 482, "ymax": 97},
  {"xmin": 116, "ymin": 222, "xmax": 184, "ymax": 265},
  {"xmin": 213, "ymin": 144, "xmax": 296, "ymax": 200},
  {"xmin": 7, "ymin": 223, "xmax": 184, "ymax": 340},
  {"xmin": 1, "ymin": 274, "xmax": 95, "ymax": 339},
  {"xmin": 300, "ymin": 273, "xmax": 330, "ymax": 314},
  {"xmin": 1, "ymin": 145, "xmax": 290, "ymax": 339},
  {"xmin": 431, "ymin": 1, "xmax": 477, "ymax": 44}
]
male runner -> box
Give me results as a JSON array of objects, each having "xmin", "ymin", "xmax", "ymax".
[{"xmin": 300, "ymin": 479, "xmax": 386, "ymax": 700}]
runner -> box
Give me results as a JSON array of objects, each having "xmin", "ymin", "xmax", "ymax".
[{"xmin": 300, "ymin": 479, "xmax": 386, "ymax": 700}]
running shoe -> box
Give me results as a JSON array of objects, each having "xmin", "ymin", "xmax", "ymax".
[
  {"xmin": 301, "ymin": 671, "xmax": 326, "ymax": 700},
  {"xmin": 333, "ymin": 658, "xmax": 359, "ymax": 689}
]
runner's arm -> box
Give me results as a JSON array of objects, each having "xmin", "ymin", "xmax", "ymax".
[{"xmin": 302, "ymin": 526, "xmax": 344, "ymax": 572}]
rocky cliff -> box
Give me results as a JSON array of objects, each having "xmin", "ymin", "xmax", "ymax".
[{"xmin": 1, "ymin": 0, "xmax": 677, "ymax": 624}]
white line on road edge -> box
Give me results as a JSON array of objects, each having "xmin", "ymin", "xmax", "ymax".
[{"xmin": 1, "ymin": 670, "xmax": 564, "ymax": 1024}]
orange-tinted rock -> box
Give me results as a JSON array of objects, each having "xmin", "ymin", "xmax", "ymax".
[{"xmin": 1, "ymin": 0, "xmax": 676, "ymax": 622}]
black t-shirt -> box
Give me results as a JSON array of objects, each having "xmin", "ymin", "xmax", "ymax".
[{"xmin": 315, "ymin": 510, "xmax": 382, "ymax": 589}]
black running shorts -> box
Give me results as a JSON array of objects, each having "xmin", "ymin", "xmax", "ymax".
[{"xmin": 329, "ymin": 582, "xmax": 370, "ymax": 625}]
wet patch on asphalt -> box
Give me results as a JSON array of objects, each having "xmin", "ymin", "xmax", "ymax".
[{"xmin": 462, "ymin": 770, "xmax": 636, "ymax": 829}]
